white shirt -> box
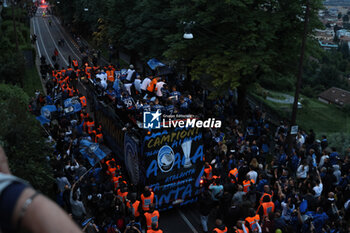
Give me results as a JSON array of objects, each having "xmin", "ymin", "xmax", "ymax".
[
  {"xmin": 297, "ymin": 135, "xmax": 305, "ymax": 146},
  {"xmin": 297, "ymin": 165, "xmax": 309, "ymax": 179},
  {"xmin": 247, "ymin": 170, "xmax": 258, "ymax": 183},
  {"xmin": 126, "ymin": 69, "xmax": 135, "ymax": 81},
  {"xmin": 141, "ymin": 78, "xmax": 151, "ymax": 91},
  {"xmin": 134, "ymin": 78, "xmax": 142, "ymax": 93},
  {"xmin": 156, "ymin": 81, "xmax": 165, "ymax": 97},
  {"xmin": 96, "ymin": 72, "xmax": 107, "ymax": 82},
  {"xmin": 318, "ymin": 155, "xmax": 328, "ymax": 168},
  {"xmin": 313, "ymin": 183, "xmax": 323, "ymax": 197}
]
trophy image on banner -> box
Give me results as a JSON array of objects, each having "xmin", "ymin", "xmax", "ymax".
[{"xmin": 181, "ymin": 140, "xmax": 193, "ymax": 168}]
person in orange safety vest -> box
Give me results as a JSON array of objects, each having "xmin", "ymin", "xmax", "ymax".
[
  {"xmin": 212, "ymin": 219, "xmax": 227, "ymax": 233},
  {"xmin": 79, "ymin": 95, "xmax": 87, "ymax": 108},
  {"xmin": 234, "ymin": 220, "xmax": 250, "ymax": 233},
  {"xmin": 141, "ymin": 186, "xmax": 155, "ymax": 212},
  {"xmin": 126, "ymin": 193, "xmax": 142, "ymax": 220},
  {"xmin": 86, "ymin": 117, "xmax": 95, "ymax": 134},
  {"xmin": 228, "ymin": 167, "xmax": 239, "ymax": 184},
  {"xmin": 204, "ymin": 162, "xmax": 213, "ymax": 180},
  {"xmin": 256, "ymin": 195, "xmax": 275, "ymax": 218},
  {"xmin": 242, "ymin": 174, "xmax": 255, "ymax": 193},
  {"xmin": 147, "ymin": 222, "xmax": 163, "ymax": 233},
  {"xmin": 144, "ymin": 203, "xmax": 159, "ymax": 230},
  {"xmin": 245, "ymin": 208, "xmax": 261, "ymax": 232}
]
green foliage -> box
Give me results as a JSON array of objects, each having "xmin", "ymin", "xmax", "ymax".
[
  {"xmin": 328, "ymin": 133, "xmax": 350, "ymax": 156},
  {"xmin": 1, "ymin": 7, "xmax": 27, "ymax": 22},
  {"xmin": 343, "ymin": 104, "xmax": 350, "ymax": 114},
  {"xmin": 56, "ymin": 0, "xmax": 324, "ymax": 98},
  {"xmin": 0, "ymin": 84, "xmax": 54, "ymax": 195},
  {"xmin": 343, "ymin": 14, "xmax": 349, "ymax": 22}
]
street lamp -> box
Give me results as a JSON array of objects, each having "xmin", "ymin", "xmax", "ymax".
[
  {"xmin": 84, "ymin": 7, "xmax": 88, "ymax": 12},
  {"xmin": 183, "ymin": 21, "xmax": 195, "ymax": 39}
]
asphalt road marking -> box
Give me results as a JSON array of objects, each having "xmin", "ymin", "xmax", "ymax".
[
  {"xmin": 34, "ymin": 16, "xmax": 54, "ymax": 66},
  {"xmin": 177, "ymin": 209, "xmax": 199, "ymax": 233},
  {"xmin": 32, "ymin": 17, "xmax": 41, "ymax": 58},
  {"xmin": 51, "ymin": 16, "xmax": 81, "ymax": 61},
  {"xmin": 40, "ymin": 8, "xmax": 69, "ymax": 66}
]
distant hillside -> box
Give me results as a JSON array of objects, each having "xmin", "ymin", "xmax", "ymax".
[{"xmin": 324, "ymin": 0, "xmax": 350, "ymax": 6}]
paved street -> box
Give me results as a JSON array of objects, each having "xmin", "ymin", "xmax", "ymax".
[{"xmin": 31, "ymin": 5, "xmax": 212, "ymax": 233}]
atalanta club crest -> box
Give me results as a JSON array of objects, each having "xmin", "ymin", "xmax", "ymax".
[{"xmin": 157, "ymin": 145, "xmax": 175, "ymax": 173}]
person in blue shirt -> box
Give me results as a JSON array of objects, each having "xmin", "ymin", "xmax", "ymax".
[
  {"xmin": 121, "ymin": 93, "xmax": 135, "ymax": 110},
  {"xmin": 139, "ymin": 99, "xmax": 151, "ymax": 113},
  {"xmin": 106, "ymin": 87, "xmax": 118, "ymax": 102},
  {"xmin": 179, "ymin": 96, "xmax": 189, "ymax": 114},
  {"xmin": 165, "ymin": 100, "xmax": 175, "ymax": 115},
  {"xmin": 161, "ymin": 84, "xmax": 170, "ymax": 100},
  {"xmin": 329, "ymin": 148, "xmax": 339, "ymax": 166},
  {"xmin": 170, "ymin": 86, "xmax": 181, "ymax": 100},
  {"xmin": 151, "ymin": 98, "xmax": 164, "ymax": 112},
  {"xmin": 184, "ymin": 94, "xmax": 192, "ymax": 105}
]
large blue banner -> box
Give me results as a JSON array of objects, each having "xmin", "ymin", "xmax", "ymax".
[{"xmin": 142, "ymin": 127, "xmax": 204, "ymax": 210}]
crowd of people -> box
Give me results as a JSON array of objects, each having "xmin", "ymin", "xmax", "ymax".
[{"xmin": 28, "ymin": 45, "xmax": 350, "ymax": 233}]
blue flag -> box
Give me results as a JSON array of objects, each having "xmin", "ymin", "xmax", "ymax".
[
  {"xmin": 64, "ymin": 97, "xmax": 82, "ymax": 113},
  {"xmin": 36, "ymin": 105, "xmax": 57, "ymax": 125},
  {"xmin": 79, "ymin": 139, "xmax": 110, "ymax": 166},
  {"xmin": 36, "ymin": 115, "xmax": 51, "ymax": 125},
  {"xmin": 147, "ymin": 58, "xmax": 165, "ymax": 70}
]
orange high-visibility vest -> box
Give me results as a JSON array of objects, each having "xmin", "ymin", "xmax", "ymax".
[
  {"xmin": 147, "ymin": 229, "xmax": 163, "ymax": 233},
  {"xmin": 67, "ymin": 87, "xmax": 74, "ymax": 97},
  {"xmin": 235, "ymin": 226, "xmax": 249, "ymax": 233},
  {"xmin": 80, "ymin": 96, "xmax": 87, "ymax": 107},
  {"xmin": 86, "ymin": 121, "xmax": 95, "ymax": 134},
  {"xmin": 243, "ymin": 179, "xmax": 255, "ymax": 193},
  {"xmin": 204, "ymin": 165, "xmax": 213, "ymax": 180},
  {"xmin": 141, "ymin": 192, "xmax": 154, "ymax": 211},
  {"xmin": 108, "ymin": 167, "xmax": 117, "ymax": 177},
  {"xmin": 229, "ymin": 168, "xmax": 238, "ymax": 183},
  {"xmin": 75, "ymin": 69, "xmax": 80, "ymax": 77},
  {"xmin": 245, "ymin": 214, "xmax": 260, "ymax": 232},
  {"xmin": 262, "ymin": 202, "xmax": 275, "ymax": 217},
  {"xmin": 127, "ymin": 200, "xmax": 140, "ymax": 218},
  {"xmin": 112, "ymin": 176, "xmax": 122, "ymax": 189},
  {"xmin": 213, "ymin": 227, "xmax": 228, "ymax": 233},
  {"xmin": 72, "ymin": 59, "xmax": 78, "ymax": 67},
  {"xmin": 117, "ymin": 189, "xmax": 128, "ymax": 202},
  {"xmin": 107, "ymin": 70, "xmax": 115, "ymax": 82},
  {"xmin": 80, "ymin": 112, "xmax": 89, "ymax": 122},
  {"xmin": 260, "ymin": 192, "xmax": 273, "ymax": 204},
  {"xmin": 95, "ymin": 133, "xmax": 103, "ymax": 143},
  {"xmin": 85, "ymin": 66, "xmax": 92, "ymax": 74},
  {"xmin": 145, "ymin": 210, "xmax": 159, "ymax": 230},
  {"xmin": 257, "ymin": 202, "xmax": 275, "ymax": 217}
]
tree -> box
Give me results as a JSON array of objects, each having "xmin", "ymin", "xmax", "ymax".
[
  {"xmin": 163, "ymin": 0, "xmax": 322, "ymax": 117},
  {"xmin": 343, "ymin": 14, "xmax": 349, "ymax": 22},
  {"xmin": 0, "ymin": 84, "xmax": 54, "ymax": 195}
]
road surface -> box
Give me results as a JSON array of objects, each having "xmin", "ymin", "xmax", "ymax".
[{"xmin": 31, "ymin": 5, "xmax": 214, "ymax": 233}]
